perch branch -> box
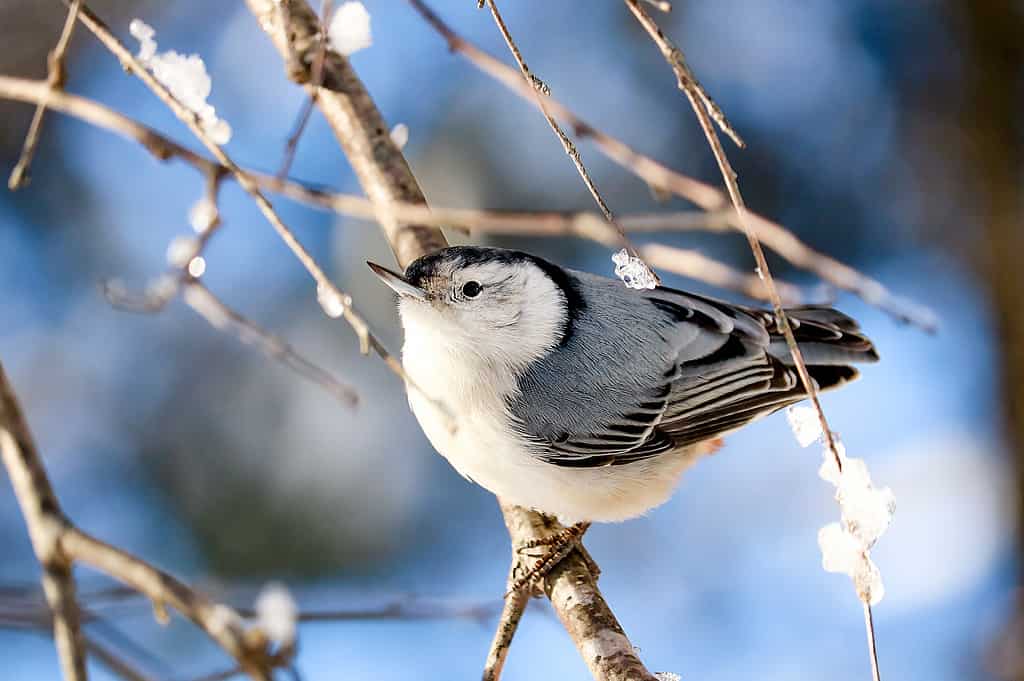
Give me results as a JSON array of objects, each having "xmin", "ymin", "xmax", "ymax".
[
  {"xmin": 8, "ymin": 0, "xmax": 80, "ymax": 190},
  {"xmin": 623, "ymin": 0, "xmax": 881, "ymax": 678},
  {"xmin": 243, "ymin": 1, "xmax": 656, "ymax": 679},
  {"xmin": 406, "ymin": 0, "xmax": 937, "ymax": 331}
]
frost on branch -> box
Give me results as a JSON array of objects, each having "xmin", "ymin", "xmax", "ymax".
[
  {"xmin": 328, "ymin": 2, "xmax": 373, "ymax": 57},
  {"xmin": 390, "ymin": 123, "xmax": 409, "ymax": 150},
  {"xmin": 786, "ymin": 404, "xmax": 822, "ymax": 448},
  {"xmin": 612, "ymin": 248, "xmax": 659, "ymax": 290},
  {"xmin": 316, "ymin": 282, "xmax": 350, "ymax": 319},
  {"xmin": 129, "ymin": 19, "xmax": 232, "ymax": 144},
  {"xmin": 166, "ymin": 235, "xmax": 200, "ymax": 268},
  {"xmin": 792, "ymin": 418, "xmax": 895, "ymax": 606},
  {"xmin": 255, "ymin": 582, "xmax": 297, "ymax": 647},
  {"xmin": 189, "ymin": 197, "xmax": 217, "ymax": 234}
]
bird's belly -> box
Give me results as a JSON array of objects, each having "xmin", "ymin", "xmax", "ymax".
[{"xmin": 407, "ymin": 389, "xmax": 704, "ymax": 523}]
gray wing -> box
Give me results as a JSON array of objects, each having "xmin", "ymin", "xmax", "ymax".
[{"xmin": 510, "ymin": 272, "xmax": 877, "ymax": 467}]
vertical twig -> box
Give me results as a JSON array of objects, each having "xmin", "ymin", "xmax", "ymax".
[{"xmin": 9, "ymin": 0, "xmax": 80, "ymax": 189}]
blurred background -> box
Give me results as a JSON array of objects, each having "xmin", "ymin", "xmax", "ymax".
[{"xmin": 1, "ymin": 1, "xmax": 1021, "ymax": 679}]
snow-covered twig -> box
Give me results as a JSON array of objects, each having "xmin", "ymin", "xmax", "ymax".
[
  {"xmin": 64, "ymin": 3, "xmax": 433, "ymax": 414},
  {"xmin": 614, "ymin": 2, "xmax": 888, "ymax": 675}
]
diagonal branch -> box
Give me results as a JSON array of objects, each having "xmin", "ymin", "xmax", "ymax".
[
  {"xmin": 478, "ymin": 0, "xmax": 651, "ymax": 279},
  {"xmin": 405, "ymin": 0, "xmax": 937, "ymax": 332},
  {"xmin": 0, "ymin": 75, "xmax": 826, "ymax": 305}
]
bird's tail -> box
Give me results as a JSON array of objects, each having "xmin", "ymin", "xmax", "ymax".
[{"xmin": 757, "ymin": 305, "xmax": 878, "ymax": 392}]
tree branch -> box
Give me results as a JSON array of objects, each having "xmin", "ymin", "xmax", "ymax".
[
  {"xmin": 0, "ymin": 75, "xmax": 823, "ymax": 304},
  {"xmin": 0, "ymin": 361, "xmax": 288, "ymax": 680},
  {"xmin": 405, "ymin": 0, "xmax": 937, "ymax": 332},
  {"xmin": 0, "ymin": 364, "xmax": 88, "ymax": 681},
  {"xmin": 243, "ymin": 1, "xmax": 656, "ymax": 679},
  {"xmin": 8, "ymin": 0, "xmax": 80, "ymax": 190}
]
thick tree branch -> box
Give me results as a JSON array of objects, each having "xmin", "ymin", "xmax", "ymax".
[{"xmin": 243, "ymin": 2, "xmax": 656, "ymax": 679}]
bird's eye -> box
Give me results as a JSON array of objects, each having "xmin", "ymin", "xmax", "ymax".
[{"xmin": 461, "ymin": 281, "xmax": 482, "ymax": 298}]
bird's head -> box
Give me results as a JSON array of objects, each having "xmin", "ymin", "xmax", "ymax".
[{"xmin": 368, "ymin": 247, "xmax": 577, "ymax": 366}]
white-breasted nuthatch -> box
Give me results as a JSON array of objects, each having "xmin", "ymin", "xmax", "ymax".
[{"xmin": 369, "ymin": 247, "xmax": 877, "ymax": 525}]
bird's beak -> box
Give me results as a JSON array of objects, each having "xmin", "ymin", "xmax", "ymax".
[{"xmin": 367, "ymin": 261, "xmax": 427, "ymax": 301}]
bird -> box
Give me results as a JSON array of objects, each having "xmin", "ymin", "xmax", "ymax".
[{"xmin": 368, "ymin": 246, "xmax": 876, "ymax": 578}]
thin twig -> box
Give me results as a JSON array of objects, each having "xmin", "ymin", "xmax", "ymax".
[
  {"xmin": 405, "ymin": 0, "xmax": 937, "ymax": 331},
  {"xmin": 479, "ymin": 0, "xmax": 655, "ymax": 282},
  {"xmin": 182, "ymin": 281, "xmax": 359, "ymax": 407},
  {"xmin": 0, "ymin": 76, "xmax": 858, "ymax": 304},
  {"xmin": 863, "ymin": 601, "xmax": 882, "ymax": 681},
  {"xmin": 0, "ymin": 363, "xmax": 88, "ymax": 681},
  {"xmin": 623, "ymin": 1, "xmax": 883, "ymax": 677},
  {"xmin": 64, "ymin": 2, "xmax": 431, "ymax": 409},
  {"xmin": 0, "ymin": 361, "xmax": 286, "ymax": 680},
  {"xmin": 277, "ymin": 0, "xmax": 334, "ymax": 179},
  {"xmin": 482, "ymin": 564, "xmax": 531, "ymax": 681},
  {"xmin": 8, "ymin": 0, "xmax": 80, "ymax": 190}
]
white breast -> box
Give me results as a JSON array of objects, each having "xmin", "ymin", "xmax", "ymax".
[{"xmin": 402, "ymin": 327, "xmax": 708, "ymax": 524}]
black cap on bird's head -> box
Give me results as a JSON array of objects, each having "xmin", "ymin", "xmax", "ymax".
[{"xmin": 367, "ymin": 247, "xmax": 582, "ymax": 350}]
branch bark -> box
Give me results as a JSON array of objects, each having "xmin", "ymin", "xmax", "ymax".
[
  {"xmin": 242, "ymin": 1, "xmax": 656, "ymax": 678},
  {"xmin": 0, "ymin": 364, "xmax": 87, "ymax": 680},
  {"xmin": 0, "ymin": 361, "xmax": 286, "ymax": 680}
]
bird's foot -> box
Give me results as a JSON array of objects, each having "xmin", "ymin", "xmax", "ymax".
[{"xmin": 508, "ymin": 521, "xmax": 593, "ymax": 595}]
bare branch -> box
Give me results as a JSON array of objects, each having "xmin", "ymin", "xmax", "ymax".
[
  {"xmin": 182, "ymin": 281, "xmax": 359, "ymax": 407},
  {"xmin": 8, "ymin": 0, "xmax": 80, "ymax": 190},
  {"xmin": 1, "ymin": 360, "xmax": 289, "ymax": 680},
  {"xmin": 483, "ymin": 564, "xmax": 530, "ymax": 681},
  {"xmin": 62, "ymin": 2, "xmax": 432, "ymax": 409},
  {"xmin": 0, "ymin": 76, "xmax": 830, "ymax": 304},
  {"xmin": 0, "ymin": 363, "xmax": 88, "ymax": 681},
  {"xmin": 478, "ymin": 0, "xmax": 652, "ymax": 278},
  {"xmin": 405, "ymin": 0, "xmax": 937, "ymax": 331}
]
